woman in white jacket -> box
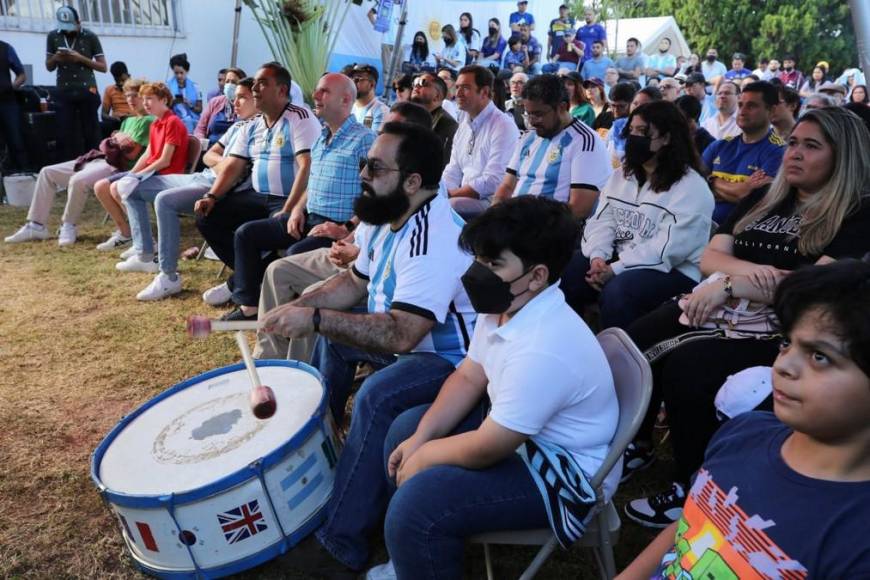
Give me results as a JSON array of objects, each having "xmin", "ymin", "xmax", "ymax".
[{"xmin": 560, "ymin": 100, "xmax": 714, "ymax": 329}]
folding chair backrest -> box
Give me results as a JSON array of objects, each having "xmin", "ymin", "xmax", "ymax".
[
  {"xmin": 590, "ymin": 327, "xmax": 653, "ymax": 489},
  {"xmin": 184, "ymin": 134, "xmax": 202, "ymax": 174}
]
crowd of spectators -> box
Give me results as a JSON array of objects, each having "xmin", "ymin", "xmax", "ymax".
[{"xmin": 2, "ymin": 3, "xmax": 870, "ymax": 579}]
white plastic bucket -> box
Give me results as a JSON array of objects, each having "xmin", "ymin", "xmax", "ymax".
[{"xmin": 4, "ymin": 174, "xmax": 37, "ymax": 208}]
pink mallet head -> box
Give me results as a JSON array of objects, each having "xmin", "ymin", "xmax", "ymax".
[
  {"xmin": 187, "ymin": 315, "xmax": 212, "ymax": 338},
  {"xmin": 250, "ymin": 385, "xmax": 277, "ymax": 419}
]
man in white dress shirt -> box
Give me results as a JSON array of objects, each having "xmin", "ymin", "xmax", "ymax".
[{"xmin": 442, "ymin": 65, "xmax": 520, "ymax": 220}]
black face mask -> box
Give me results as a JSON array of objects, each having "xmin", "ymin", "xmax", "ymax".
[
  {"xmin": 784, "ymin": 66, "xmax": 794, "ymax": 72},
  {"xmin": 706, "ymin": 55, "xmax": 716, "ymax": 63},
  {"xmin": 488, "ymin": 26, "xmax": 498, "ymax": 36},
  {"xmin": 624, "ymin": 134, "xmax": 655, "ymax": 165},
  {"xmin": 461, "ymin": 261, "xmax": 533, "ymax": 314},
  {"xmin": 354, "ymin": 181, "xmax": 410, "ymax": 226}
]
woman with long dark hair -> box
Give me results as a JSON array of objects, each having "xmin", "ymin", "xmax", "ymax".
[
  {"xmin": 621, "ymin": 107, "xmax": 870, "ymax": 529},
  {"xmin": 408, "ymin": 31, "xmax": 433, "ymax": 69},
  {"xmin": 560, "ymin": 100, "xmax": 714, "ymax": 329},
  {"xmin": 561, "ymin": 71, "xmax": 595, "ymax": 127},
  {"xmin": 850, "ymin": 84, "xmax": 868, "ymax": 105},
  {"xmin": 458, "ymin": 12, "xmax": 481, "ymax": 63}
]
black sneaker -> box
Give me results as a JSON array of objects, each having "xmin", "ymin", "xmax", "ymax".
[
  {"xmin": 219, "ymin": 307, "xmax": 257, "ymax": 322},
  {"xmin": 624, "ymin": 482, "xmax": 686, "ymax": 528},
  {"xmin": 620, "ymin": 442, "xmax": 655, "ymax": 482}
]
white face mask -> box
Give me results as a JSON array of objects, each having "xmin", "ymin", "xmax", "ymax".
[{"xmin": 223, "ymin": 82, "xmax": 238, "ymax": 101}]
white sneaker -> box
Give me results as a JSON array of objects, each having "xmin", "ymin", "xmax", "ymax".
[
  {"xmin": 137, "ymin": 272, "xmax": 182, "ymax": 301},
  {"xmin": 202, "ymin": 282, "xmax": 233, "ymax": 306},
  {"xmin": 116, "ymin": 254, "xmax": 159, "ymax": 273},
  {"xmin": 57, "ymin": 223, "xmax": 77, "ymax": 246},
  {"xmin": 5, "ymin": 222, "xmax": 48, "ymax": 243},
  {"xmin": 120, "ymin": 237, "xmax": 156, "ymax": 259},
  {"xmin": 366, "ymin": 560, "xmax": 396, "ymax": 580},
  {"xmin": 97, "ymin": 230, "xmax": 132, "ymax": 251}
]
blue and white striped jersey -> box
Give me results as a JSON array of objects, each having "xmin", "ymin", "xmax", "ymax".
[
  {"xmin": 228, "ymin": 103, "xmax": 321, "ymax": 196},
  {"xmin": 352, "ymin": 194, "xmax": 476, "ymax": 366},
  {"xmin": 507, "ymin": 119, "xmax": 611, "ymax": 202}
]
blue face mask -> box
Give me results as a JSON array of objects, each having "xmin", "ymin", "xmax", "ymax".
[{"xmin": 223, "ymin": 82, "xmax": 237, "ymax": 102}]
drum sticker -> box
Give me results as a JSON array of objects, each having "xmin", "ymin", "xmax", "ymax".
[
  {"xmin": 217, "ymin": 499, "xmax": 268, "ymax": 544},
  {"xmin": 124, "ymin": 519, "xmax": 160, "ymax": 552},
  {"xmin": 280, "ymin": 454, "xmax": 325, "ymax": 510}
]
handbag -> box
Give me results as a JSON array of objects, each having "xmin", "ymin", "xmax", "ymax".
[{"xmin": 677, "ymin": 272, "xmax": 778, "ymax": 334}]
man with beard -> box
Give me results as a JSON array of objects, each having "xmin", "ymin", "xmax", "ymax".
[
  {"xmin": 408, "ymin": 72, "xmax": 458, "ymax": 165},
  {"xmin": 206, "ymin": 72, "xmax": 374, "ymax": 320},
  {"xmin": 350, "ymin": 64, "xmax": 390, "ymax": 132},
  {"xmin": 261, "ymin": 122, "xmax": 476, "ymax": 577},
  {"xmin": 195, "ymin": 62, "xmax": 321, "ymax": 316},
  {"xmin": 492, "ymin": 74, "xmax": 611, "ymax": 220},
  {"xmin": 442, "ymin": 65, "xmax": 519, "ymax": 219},
  {"xmin": 252, "ymin": 101, "xmax": 434, "ymax": 362}
]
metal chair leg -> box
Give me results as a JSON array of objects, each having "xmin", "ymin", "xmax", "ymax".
[
  {"xmin": 518, "ymin": 536, "xmax": 558, "ymax": 580},
  {"xmin": 483, "ymin": 543, "xmax": 494, "ymax": 580}
]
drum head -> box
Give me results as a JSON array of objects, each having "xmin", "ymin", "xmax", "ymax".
[{"xmin": 99, "ymin": 364, "xmax": 323, "ymax": 496}]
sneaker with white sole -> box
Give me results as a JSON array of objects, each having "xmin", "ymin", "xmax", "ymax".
[
  {"xmin": 137, "ymin": 272, "xmax": 182, "ymax": 301},
  {"xmin": 5, "ymin": 222, "xmax": 49, "ymax": 243},
  {"xmin": 119, "ymin": 245, "xmax": 138, "ymax": 260},
  {"xmin": 624, "ymin": 482, "xmax": 686, "ymax": 528},
  {"xmin": 97, "ymin": 230, "xmax": 132, "ymax": 251},
  {"xmin": 116, "ymin": 254, "xmax": 159, "ymax": 273},
  {"xmin": 620, "ymin": 442, "xmax": 656, "ymax": 483},
  {"xmin": 202, "ymin": 282, "xmax": 233, "ymax": 306},
  {"xmin": 366, "ymin": 560, "xmax": 396, "ymax": 580},
  {"xmin": 57, "ymin": 223, "xmax": 77, "ymax": 246}
]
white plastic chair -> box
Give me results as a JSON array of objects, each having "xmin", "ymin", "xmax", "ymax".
[{"xmin": 470, "ymin": 327, "xmax": 653, "ymax": 580}]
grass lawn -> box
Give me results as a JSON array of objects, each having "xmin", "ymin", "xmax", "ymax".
[{"xmin": 0, "ymin": 194, "xmax": 668, "ymax": 579}]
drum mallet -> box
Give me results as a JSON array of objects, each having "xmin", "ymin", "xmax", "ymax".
[
  {"xmin": 234, "ymin": 331, "xmax": 277, "ymax": 420},
  {"xmin": 186, "ymin": 315, "xmax": 258, "ymax": 338}
]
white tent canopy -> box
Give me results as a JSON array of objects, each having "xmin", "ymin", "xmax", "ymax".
[{"xmin": 604, "ymin": 16, "xmax": 691, "ymax": 59}]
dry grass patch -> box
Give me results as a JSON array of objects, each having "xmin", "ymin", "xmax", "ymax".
[{"xmin": 0, "ymin": 196, "xmax": 663, "ymax": 579}]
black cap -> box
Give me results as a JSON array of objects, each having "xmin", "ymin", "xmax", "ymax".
[{"xmin": 684, "ymin": 72, "xmax": 708, "ymax": 86}]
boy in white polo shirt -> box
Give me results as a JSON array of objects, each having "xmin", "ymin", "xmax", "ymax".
[{"xmin": 379, "ymin": 196, "xmax": 619, "ymax": 579}]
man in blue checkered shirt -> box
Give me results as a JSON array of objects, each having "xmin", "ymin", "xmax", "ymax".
[{"xmin": 223, "ymin": 73, "xmax": 376, "ymax": 321}]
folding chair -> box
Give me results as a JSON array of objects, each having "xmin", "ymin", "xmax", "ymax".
[{"xmin": 471, "ymin": 327, "xmax": 653, "ymax": 580}]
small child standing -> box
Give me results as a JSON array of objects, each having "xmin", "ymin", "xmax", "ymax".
[{"xmin": 618, "ymin": 259, "xmax": 870, "ymax": 579}]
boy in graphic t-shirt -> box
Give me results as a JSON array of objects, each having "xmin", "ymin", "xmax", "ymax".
[{"xmin": 617, "ymin": 260, "xmax": 870, "ymax": 579}]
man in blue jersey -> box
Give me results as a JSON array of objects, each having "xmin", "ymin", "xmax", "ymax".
[
  {"xmin": 703, "ymin": 81, "xmax": 785, "ymax": 224},
  {"xmin": 261, "ymin": 122, "xmax": 476, "ymax": 576},
  {"xmin": 492, "ymin": 74, "xmax": 611, "ymax": 220},
  {"xmin": 577, "ymin": 6, "xmax": 606, "ymax": 61},
  {"xmin": 194, "ymin": 62, "xmax": 321, "ymax": 314}
]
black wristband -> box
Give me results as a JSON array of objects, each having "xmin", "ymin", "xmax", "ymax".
[
  {"xmin": 204, "ymin": 193, "xmax": 218, "ymax": 201},
  {"xmin": 312, "ymin": 307, "xmax": 321, "ymax": 333}
]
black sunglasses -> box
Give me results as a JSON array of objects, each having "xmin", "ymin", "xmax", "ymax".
[{"xmin": 359, "ymin": 157, "xmax": 402, "ymax": 177}]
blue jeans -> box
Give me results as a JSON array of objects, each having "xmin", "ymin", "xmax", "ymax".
[
  {"xmin": 232, "ymin": 212, "xmax": 336, "ymax": 306},
  {"xmin": 560, "ymin": 252, "xmax": 696, "ymax": 329},
  {"xmin": 310, "ymin": 337, "xmax": 456, "ymax": 570},
  {"xmin": 383, "ymin": 404, "xmax": 548, "ymax": 580},
  {"xmin": 123, "ymin": 174, "xmax": 207, "ymax": 259},
  {"xmin": 154, "ymin": 178, "xmax": 215, "ymax": 273}
]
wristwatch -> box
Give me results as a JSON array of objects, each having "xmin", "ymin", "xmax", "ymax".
[{"xmin": 203, "ymin": 193, "xmax": 218, "ymax": 201}]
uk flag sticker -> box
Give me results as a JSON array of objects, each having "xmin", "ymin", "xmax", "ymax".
[{"xmin": 217, "ymin": 499, "xmax": 268, "ymax": 544}]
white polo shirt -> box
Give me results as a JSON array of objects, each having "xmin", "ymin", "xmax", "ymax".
[
  {"xmin": 442, "ymin": 101, "xmax": 520, "ymax": 201},
  {"xmin": 466, "ymin": 283, "xmax": 621, "ymax": 499}
]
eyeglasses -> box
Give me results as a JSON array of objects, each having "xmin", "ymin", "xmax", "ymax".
[
  {"xmin": 412, "ymin": 77, "xmax": 431, "ymax": 89},
  {"xmin": 353, "ymin": 76, "xmax": 372, "ymax": 84},
  {"xmin": 359, "ymin": 157, "xmax": 402, "ymax": 177}
]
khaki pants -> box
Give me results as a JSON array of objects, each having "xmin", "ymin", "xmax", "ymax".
[
  {"xmin": 254, "ymin": 248, "xmax": 343, "ymax": 361},
  {"xmin": 27, "ymin": 158, "xmax": 116, "ymax": 225}
]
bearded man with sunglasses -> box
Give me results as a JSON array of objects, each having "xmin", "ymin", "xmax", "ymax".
[{"xmin": 261, "ymin": 122, "xmax": 476, "ymax": 576}]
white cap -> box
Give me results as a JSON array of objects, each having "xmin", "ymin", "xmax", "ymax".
[{"xmin": 714, "ymin": 366, "xmax": 773, "ymax": 420}]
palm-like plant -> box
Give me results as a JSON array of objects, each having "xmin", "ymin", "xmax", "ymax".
[{"xmin": 244, "ymin": 0, "xmax": 354, "ymax": 105}]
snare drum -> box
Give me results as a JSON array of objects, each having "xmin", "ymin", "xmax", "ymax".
[{"xmin": 91, "ymin": 360, "xmax": 340, "ymax": 578}]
